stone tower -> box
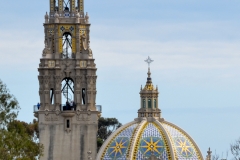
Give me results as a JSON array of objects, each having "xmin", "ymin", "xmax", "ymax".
[{"xmin": 35, "ymin": 0, "xmax": 100, "ymax": 159}]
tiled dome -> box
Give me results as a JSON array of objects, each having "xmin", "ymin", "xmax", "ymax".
[{"xmin": 97, "ymin": 119, "xmax": 203, "ymax": 160}]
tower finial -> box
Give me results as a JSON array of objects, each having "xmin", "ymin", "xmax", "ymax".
[{"xmin": 144, "ymin": 56, "xmax": 154, "ymax": 83}]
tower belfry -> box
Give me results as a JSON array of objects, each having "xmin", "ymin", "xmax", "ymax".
[{"xmin": 35, "ymin": 0, "xmax": 100, "ymax": 159}]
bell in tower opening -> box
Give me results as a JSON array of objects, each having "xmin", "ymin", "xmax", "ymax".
[{"xmin": 34, "ymin": 0, "xmax": 101, "ymax": 159}]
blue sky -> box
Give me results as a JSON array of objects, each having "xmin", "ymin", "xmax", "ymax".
[{"xmin": 0, "ymin": 0, "xmax": 240, "ymax": 158}]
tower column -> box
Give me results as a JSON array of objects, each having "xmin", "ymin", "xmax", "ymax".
[
  {"xmin": 58, "ymin": 0, "xmax": 63, "ymax": 13},
  {"xmin": 50, "ymin": 0, "xmax": 55, "ymax": 15},
  {"xmin": 71, "ymin": 0, "xmax": 76, "ymax": 13}
]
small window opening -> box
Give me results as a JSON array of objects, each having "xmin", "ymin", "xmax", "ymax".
[
  {"xmin": 148, "ymin": 99, "xmax": 152, "ymax": 108},
  {"xmin": 82, "ymin": 88, "xmax": 86, "ymax": 104},
  {"xmin": 50, "ymin": 88, "xmax": 55, "ymax": 104},
  {"xmin": 67, "ymin": 119, "xmax": 70, "ymax": 128}
]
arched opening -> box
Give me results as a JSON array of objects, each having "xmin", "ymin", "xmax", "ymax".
[
  {"xmin": 62, "ymin": 32, "xmax": 72, "ymax": 59},
  {"xmin": 63, "ymin": 0, "xmax": 70, "ymax": 12},
  {"xmin": 61, "ymin": 78, "xmax": 75, "ymax": 110},
  {"xmin": 54, "ymin": 0, "xmax": 58, "ymax": 11},
  {"xmin": 148, "ymin": 99, "xmax": 152, "ymax": 108},
  {"xmin": 76, "ymin": 0, "xmax": 78, "ymax": 10},
  {"xmin": 154, "ymin": 99, "xmax": 156, "ymax": 108}
]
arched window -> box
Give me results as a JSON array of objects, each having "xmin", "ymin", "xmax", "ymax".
[
  {"xmin": 62, "ymin": 32, "xmax": 72, "ymax": 58},
  {"xmin": 154, "ymin": 99, "xmax": 157, "ymax": 108},
  {"xmin": 142, "ymin": 99, "xmax": 146, "ymax": 108},
  {"xmin": 63, "ymin": 0, "xmax": 70, "ymax": 12},
  {"xmin": 61, "ymin": 78, "xmax": 74, "ymax": 110},
  {"xmin": 148, "ymin": 99, "xmax": 152, "ymax": 108}
]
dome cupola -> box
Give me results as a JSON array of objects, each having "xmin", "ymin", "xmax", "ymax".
[{"xmin": 138, "ymin": 56, "xmax": 161, "ymax": 120}]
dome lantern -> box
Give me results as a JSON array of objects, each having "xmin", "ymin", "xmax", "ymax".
[{"xmin": 138, "ymin": 56, "xmax": 161, "ymax": 120}]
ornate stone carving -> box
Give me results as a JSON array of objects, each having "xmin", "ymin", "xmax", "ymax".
[
  {"xmin": 42, "ymin": 40, "xmax": 51, "ymax": 57},
  {"xmin": 63, "ymin": 60, "xmax": 72, "ymax": 77},
  {"xmin": 55, "ymin": 91, "xmax": 61, "ymax": 94},
  {"xmin": 54, "ymin": 76, "xmax": 62, "ymax": 83},
  {"xmin": 44, "ymin": 76, "xmax": 50, "ymax": 84},
  {"xmin": 76, "ymin": 76, "xmax": 82, "ymax": 84},
  {"xmin": 54, "ymin": 11, "xmax": 59, "ymax": 23},
  {"xmin": 87, "ymin": 150, "xmax": 92, "ymax": 160},
  {"xmin": 45, "ymin": 115, "xmax": 59, "ymax": 121},
  {"xmin": 75, "ymin": 10, "xmax": 80, "ymax": 23},
  {"xmin": 75, "ymin": 91, "xmax": 81, "ymax": 94},
  {"xmin": 76, "ymin": 114, "xmax": 90, "ymax": 121},
  {"xmin": 76, "ymin": 110, "xmax": 81, "ymax": 115},
  {"xmin": 81, "ymin": 34, "xmax": 87, "ymax": 50},
  {"xmin": 38, "ymin": 76, "xmax": 44, "ymax": 84},
  {"xmin": 55, "ymin": 109, "xmax": 60, "ymax": 115},
  {"xmin": 87, "ymin": 91, "xmax": 91, "ymax": 94},
  {"xmin": 44, "ymin": 109, "xmax": 49, "ymax": 116},
  {"xmin": 87, "ymin": 41, "xmax": 93, "ymax": 59}
]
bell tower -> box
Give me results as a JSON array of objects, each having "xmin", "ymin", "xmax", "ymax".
[
  {"xmin": 35, "ymin": 0, "xmax": 101, "ymax": 159},
  {"xmin": 138, "ymin": 56, "xmax": 161, "ymax": 120}
]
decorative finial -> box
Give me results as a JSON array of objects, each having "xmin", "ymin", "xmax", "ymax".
[
  {"xmin": 85, "ymin": 12, "xmax": 89, "ymax": 23},
  {"xmin": 144, "ymin": 56, "xmax": 153, "ymax": 80},
  {"xmin": 45, "ymin": 12, "xmax": 49, "ymax": 23},
  {"xmin": 206, "ymin": 148, "xmax": 212, "ymax": 160}
]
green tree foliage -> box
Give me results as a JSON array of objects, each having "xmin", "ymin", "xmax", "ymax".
[
  {"xmin": 0, "ymin": 79, "xmax": 19, "ymax": 128},
  {"xmin": 0, "ymin": 79, "xmax": 43, "ymax": 159},
  {"xmin": 97, "ymin": 117, "xmax": 122, "ymax": 150},
  {"xmin": 231, "ymin": 137, "xmax": 240, "ymax": 160}
]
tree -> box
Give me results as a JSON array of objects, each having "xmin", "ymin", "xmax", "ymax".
[
  {"xmin": 0, "ymin": 79, "xmax": 19, "ymax": 128},
  {"xmin": 0, "ymin": 79, "xmax": 43, "ymax": 159},
  {"xmin": 231, "ymin": 138, "xmax": 240, "ymax": 160},
  {"xmin": 97, "ymin": 117, "xmax": 122, "ymax": 150}
]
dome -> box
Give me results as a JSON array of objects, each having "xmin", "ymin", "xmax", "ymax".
[
  {"xmin": 96, "ymin": 119, "xmax": 203, "ymax": 160},
  {"xmin": 97, "ymin": 57, "xmax": 203, "ymax": 160}
]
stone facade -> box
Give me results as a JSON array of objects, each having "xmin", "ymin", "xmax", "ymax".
[{"xmin": 35, "ymin": 0, "xmax": 100, "ymax": 159}]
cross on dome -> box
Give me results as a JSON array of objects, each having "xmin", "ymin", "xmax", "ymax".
[{"xmin": 144, "ymin": 56, "xmax": 154, "ymax": 68}]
